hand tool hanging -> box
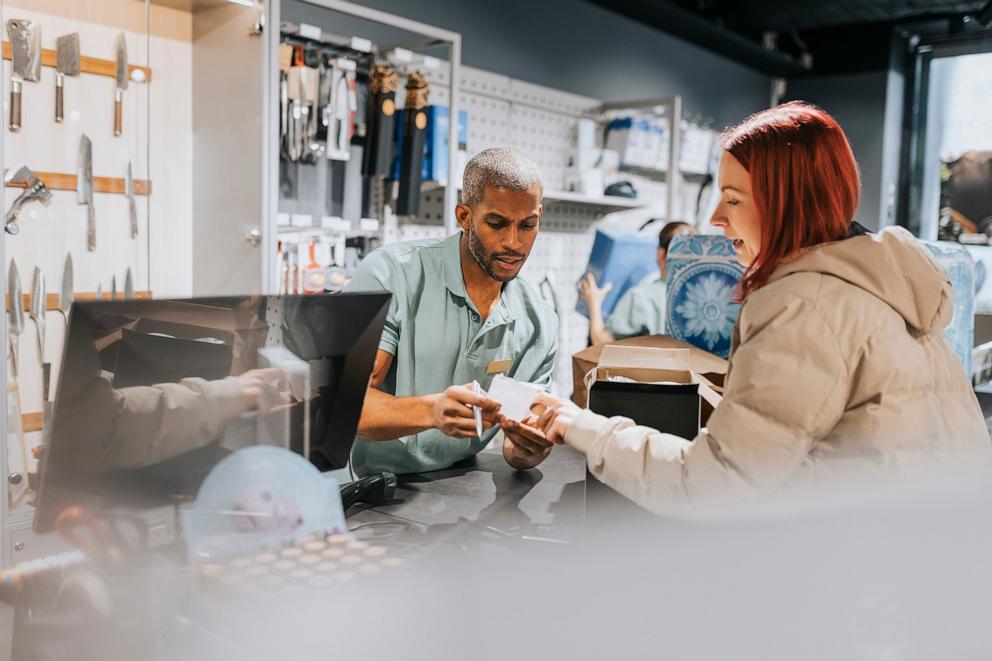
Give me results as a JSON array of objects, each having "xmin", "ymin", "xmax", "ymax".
[
  {"xmin": 4, "ymin": 166, "xmax": 52, "ymax": 235},
  {"xmin": 325, "ymin": 57, "xmax": 356, "ymax": 161},
  {"xmin": 396, "ymin": 72, "xmax": 430, "ymax": 216},
  {"xmin": 55, "ymin": 33, "xmax": 80, "ymax": 123},
  {"xmin": 7, "ymin": 261, "xmax": 29, "ymax": 508},
  {"xmin": 29, "ymin": 267, "xmax": 49, "ymax": 405},
  {"xmin": 362, "ymin": 64, "xmax": 398, "ymax": 177},
  {"xmin": 6, "ymin": 19, "xmax": 41, "ymax": 133},
  {"xmin": 279, "ymin": 43, "xmax": 293, "ymax": 161},
  {"xmin": 286, "ymin": 46, "xmax": 305, "ymax": 162},
  {"xmin": 77, "ymin": 134, "xmax": 97, "ymax": 251},
  {"xmin": 114, "ymin": 32, "xmax": 129, "ymax": 136}
]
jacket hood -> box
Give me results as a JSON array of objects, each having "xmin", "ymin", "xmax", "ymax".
[{"xmin": 767, "ymin": 226, "xmax": 953, "ymax": 335}]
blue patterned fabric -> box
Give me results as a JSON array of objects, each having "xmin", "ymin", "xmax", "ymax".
[
  {"xmin": 923, "ymin": 241, "xmax": 975, "ymax": 374},
  {"xmin": 666, "ymin": 235, "xmax": 745, "ymax": 359}
]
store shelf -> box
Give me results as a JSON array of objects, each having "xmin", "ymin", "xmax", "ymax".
[
  {"xmin": 543, "ymin": 190, "xmax": 645, "ymax": 209},
  {"xmin": 421, "ymin": 181, "xmax": 646, "ymax": 210}
]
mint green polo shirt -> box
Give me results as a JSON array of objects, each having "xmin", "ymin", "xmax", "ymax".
[
  {"xmin": 605, "ymin": 276, "xmax": 667, "ymax": 340},
  {"xmin": 345, "ymin": 231, "xmax": 558, "ymax": 475}
]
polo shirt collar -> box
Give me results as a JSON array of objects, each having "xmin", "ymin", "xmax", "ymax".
[
  {"xmin": 443, "ymin": 230, "xmax": 526, "ymax": 327},
  {"xmin": 443, "ymin": 231, "xmax": 468, "ymax": 299}
]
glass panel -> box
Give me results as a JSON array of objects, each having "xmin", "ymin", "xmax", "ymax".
[{"xmin": 1, "ymin": 0, "xmax": 151, "ymax": 519}]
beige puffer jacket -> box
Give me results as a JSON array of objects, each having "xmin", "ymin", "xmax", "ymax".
[{"xmin": 567, "ymin": 227, "xmax": 991, "ymax": 514}]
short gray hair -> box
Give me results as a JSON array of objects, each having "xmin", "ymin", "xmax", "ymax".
[{"xmin": 461, "ymin": 147, "xmax": 543, "ymax": 207}]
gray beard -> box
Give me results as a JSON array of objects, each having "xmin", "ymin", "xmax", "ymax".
[{"xmin": 467, "ymin": 222, "xmax": 514, "ymax": 283}]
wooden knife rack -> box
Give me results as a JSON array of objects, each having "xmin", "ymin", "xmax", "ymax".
[
  {"xmin": 6, "ymin": 290, "xmax": 152, "ymax": 312},
  {"xmin": 4, "ymin": 170, "xmax": 152, "ymax": 196},
  {"xmin": 2, "ymin": 41, "xmax": 153, "ymax": 82}
]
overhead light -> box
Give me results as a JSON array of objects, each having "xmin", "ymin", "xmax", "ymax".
[{"xmin": 228, "ymin": 0, "xmax": 254, "ymax": 7}]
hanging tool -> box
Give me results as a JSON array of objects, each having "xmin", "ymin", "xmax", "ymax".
[
  {"xmin": 110, "ymin": 274, "xmax": 117, "ymax": 301},
  {"xmin": 326, "ymin": 57, "xmax": 356, "ymax": 161},
  {"xmin": 7, "ymin": 261, "xmax": 29, "ymax": 509},
  {"xmin": 6, "ymin": 19, "xmax": 41, "ymax": 132},
  {"xmin": 77, "ymin": 134, "xmax": 96, "ymax": 251},
  {"xmin": 59, "ymin": 253, "xmax": 73, "ymax": 329},
  {"xmin": 29, "ymin": 266, "xmax": 49, "ymax": 403},
  {"xmin": 4, "ymin": 166, "xmax": 52, "ymax": 235},
  {"xmin": 300, "ymin": 55, "xmax": 321, "ymax": 163},
  {"xmin": 8, "ymin": 261, "xmax": 24, "ymax": 381},
  {"xmin": 286, "ymin": 45, "xmax": 305, "ymax": 162},
  {"xmin": 113, "ymin": 32, "xmax": 128, "ymax": 136},
  {"xmin": 362, "ymin": 64, "xmax": 398, "ymax": 177},
  {"xmin": 125, "ymin": 161, "xmax": 138, "ymax": 238},
  {"xmin": 124, "ymin": 267, "xmax": 134, "ymax": 300},
  {"xmin": 396, "ymin": 72, "xmax": 430, "ymax": 216},
  {"xmin": 55, "ymin": 32, "xmax": 80, "ymax": 123},
  {"xmin": 95, "ymin": 283, "xmax": 103, "ymax": 301}
]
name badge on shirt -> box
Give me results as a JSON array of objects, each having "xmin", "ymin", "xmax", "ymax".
[{"xmin": 486, "ymin": 359, "xmax": 512, "ymax": 375}]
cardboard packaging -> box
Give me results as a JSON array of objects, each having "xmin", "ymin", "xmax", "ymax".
[{"xmin": 572, "ymin": 335, "xmax": 727, "ymax": 437}]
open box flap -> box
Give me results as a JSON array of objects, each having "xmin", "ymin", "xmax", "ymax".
[{"xmin": 597, "ymin": 345, "xmax": 690, "ymax": 371}]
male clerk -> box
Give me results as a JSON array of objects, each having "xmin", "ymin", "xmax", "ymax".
[{"xmin": 347, "ymin": 148, "xmax": 558, "ymax": 475}]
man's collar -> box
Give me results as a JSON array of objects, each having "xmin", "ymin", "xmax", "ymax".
[{"xmin": 443, "ymin": 231, "xmax": 468, "ymax": 298}]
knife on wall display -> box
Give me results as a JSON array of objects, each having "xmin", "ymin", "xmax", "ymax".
[
  {"xmin": 114, "ymin": 32, "xmax": 128, "ymax": 137},
  {"xmin": 124, "ymin": 267, "xmax": 134, "ymax": 300},
  {"xmin": 4, "ymin": 166, "xmax": 52, "ymax": 235},
  {"xmin": 60, "ymin": 253, "xmax": 73, "ymax": 328},
  {"xmin": 29, "ymin": 266, "xmax": 49, "ymax": 402},
  {"xmin": 362, "ymin": 64, "xmax": 398, "ymax": 177},
  {"xmin": 126, "ymin": 161, "xmax": 138, "ymax": 238},
  {"xmin": 7, "ymin": 260, "xmax": 28, "ymax": 506},
  {"xmin": 396, "ymin": 72, "xmax": 430, "ymax": 216},
  {"xmin": 111, "ymin": 274, "xmax": 117, "ymax": 301},
  {"xmin": 78, "ymin": 134, "xmax": 96, "ymax": 251},
  {"xmin": 55, "ymin": 32, "xmax": 80, "ymax": 123},
  {"xmin": 6, "ymin": 19, "xmax": 41, "ymax": 133},
  {"xmin": 8, "ymin": 261, "xmax": 24, "ymax": 378}
]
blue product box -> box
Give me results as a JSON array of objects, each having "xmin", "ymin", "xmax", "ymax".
[
  {"xmin": 575, "ymin": 228, "xmax": 659, "ymax": 319},
  {"xmin": 390, "ymin": 105, "xmax": 468, "ymax": 182}
]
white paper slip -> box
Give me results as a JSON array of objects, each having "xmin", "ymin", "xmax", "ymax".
[{"xmin": 488, "ymin": 374, "xmax": 542, "ymax": 421}]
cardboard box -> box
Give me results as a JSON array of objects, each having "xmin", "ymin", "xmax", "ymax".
[{"xmin": 572, "ymin": 335, "xmax": 726, "ymax": 435}]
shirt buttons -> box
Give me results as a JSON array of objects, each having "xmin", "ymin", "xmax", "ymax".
[{"xmin": 471, "ymin": 313, "xmax": 479, "ymax": 322}]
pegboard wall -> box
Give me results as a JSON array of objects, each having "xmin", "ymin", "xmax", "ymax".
[{"xmin": 390, "ymin": 64, "xmax": 635, "ymax": 395}]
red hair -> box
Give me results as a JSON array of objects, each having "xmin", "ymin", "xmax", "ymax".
[{"xmin": 721, "ymin": 101, "xmax": 860, "ymax": 299}]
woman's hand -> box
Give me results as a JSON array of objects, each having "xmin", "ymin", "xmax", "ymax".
[
  {"xmin": 578, "ymin": 273, "xmax": 612, "ymax": 309},
  {"xmin": 532, "ymin": 392, "xmax": 584, "ymax": 445}
]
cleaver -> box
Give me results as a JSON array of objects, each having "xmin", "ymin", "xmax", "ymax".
[
  {"xmin": 55, "ymin": 32, "xmax": 80, "ymax": 123},
  {"xmin": 6, "ymin": 19, "xmax": 41, "ymax": 132},
  {"xmin": 78, "ymin": 134, "xmax": 96, "ymax": 251},
  {"xmin": 114, "ymin": 32, "xmax": 128, "ymax": 136},
  {"xmin": 125, "ymin": 161, "xmax": 138, "ymax": 238}
]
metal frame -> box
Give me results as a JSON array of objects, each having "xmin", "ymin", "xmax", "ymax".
[
  {"xmin": 264, "ymin": 0, "xmax": 463, "ymax": 288},
  {"xmin": 598, "ymin": 96, "xmax": 683, "ymax": 223}
]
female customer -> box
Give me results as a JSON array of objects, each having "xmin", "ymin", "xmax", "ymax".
[{"xmin": 526, "ymin": 101, "xmax": 990, "ymax": 515}]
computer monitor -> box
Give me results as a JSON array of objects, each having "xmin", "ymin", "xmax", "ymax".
[{"xmin": 33, "ymin": 293, "xmax": 390, "ymax": 532}]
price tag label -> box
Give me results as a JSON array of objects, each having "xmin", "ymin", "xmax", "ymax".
[{"xmin": 350, "ymin": 36, "xmax": 373, "ymax": 53}]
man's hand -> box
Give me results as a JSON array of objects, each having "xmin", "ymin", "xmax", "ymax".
[
  {"xmin": 500, "ymin": 414, "xmax": 553, "ymax": 470},
  {"xmin": 431, "ymin": 383, "xmax": 501, "ymax": 439},
  {"xmin": 532, "ymin": 392, "xmax": 583, "ymax": 445}
]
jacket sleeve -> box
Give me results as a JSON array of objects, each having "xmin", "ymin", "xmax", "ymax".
[
  {"xmin": 85, "ymin": 376, "xmax": 248, "ymax": 472},
  {"xmin": 566, "ymin": 290, "xmax": 850, "ymax": 515}
]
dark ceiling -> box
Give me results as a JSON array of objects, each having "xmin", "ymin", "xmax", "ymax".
[{"xmin": 586, "ymin": 0, "xmax": 992, "ymax": 76}]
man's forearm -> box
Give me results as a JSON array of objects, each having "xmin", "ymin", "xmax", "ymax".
[{"xmin": 357, "ymin": 387, "xmax": 438, "ymax": 440}]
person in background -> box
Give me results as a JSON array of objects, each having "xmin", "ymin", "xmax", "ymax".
[
  {"xmin": 347, "ymin": 148, "xmax": 558, "ymax": 475},
  {"xmin": 530, "ymin": 101, "xmax": 990, "ymax": 515},
  {"xmin": 579, "ymin": 221, "xmax": 696, "ymax": 345}
]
